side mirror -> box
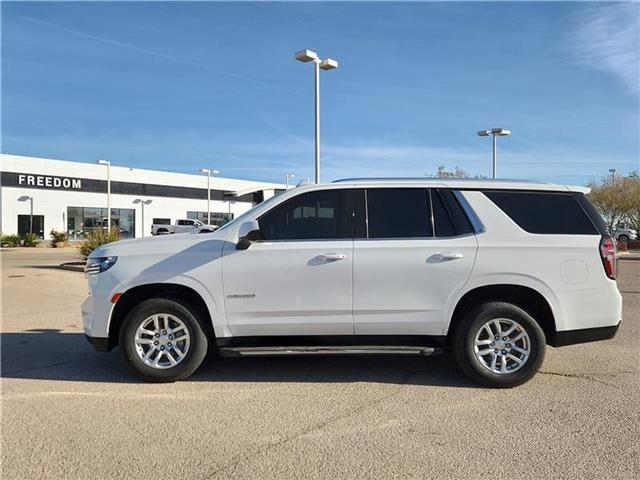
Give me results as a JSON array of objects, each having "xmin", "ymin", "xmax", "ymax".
[{"xmin": 236, "ymin": 220, "xmax": 261, "ymax": 250}]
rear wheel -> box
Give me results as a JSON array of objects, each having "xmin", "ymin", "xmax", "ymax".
[
  {"xmin": 453, "ymin": 301, "xmax": 545, "ymax": 388},
  {"xmin": 119, "ymin": 298, "xmax": 208, "ymax": 382}
]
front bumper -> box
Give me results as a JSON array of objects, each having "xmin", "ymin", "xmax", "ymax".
[
  {"xmin": 85, "ymin": 335, "xmax": 112, "ymax": 352},
  {"xmin": 548, "ymin": 321, "xmax": 621, "ymax": 347}
]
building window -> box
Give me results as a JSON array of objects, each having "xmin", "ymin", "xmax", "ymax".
[
  {"xmin": 18, "ymin": 215, "xmax": 45, "ymax": 239},
  {"xmin": 186, "ymin": 211, "xmax": 234, "ymax": 227},
  {"xmin": 67, "ymin": 207, "xmax": 136, "ymax": 240}
]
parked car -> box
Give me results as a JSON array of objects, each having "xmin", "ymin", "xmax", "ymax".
[
  {"xmin": 83, "ymin": 179, "xmax": 622, "ymax": 388},
  {"xmin": 151, "ymin": 219, "xmax": 206, "ymax": 235},
  {"xmin": 614, "ymin": 228, "xmax": 637, "ymax": 243}
]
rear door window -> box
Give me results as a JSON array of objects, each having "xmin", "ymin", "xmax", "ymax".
[
  {"xmin": 483, "ymin": 191, "xmax": 599, "ymax": 234},
  {"xmin": 366, "ymin": 188, "xmax": 432, "ymax": 238}
]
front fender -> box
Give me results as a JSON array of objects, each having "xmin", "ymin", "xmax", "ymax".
[{"xmin": 107, "ymin": 273, "xmax": 228, "ymax": 338}]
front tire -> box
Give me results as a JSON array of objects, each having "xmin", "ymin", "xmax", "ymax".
[
  {"xmin": 618, "ymin": 234, "xmax": 629, "ymax": 243},
  {"xmin": 119, "ymin": 298, "xmax": 208, "ymax": 382},
  {"xmin": 453, "ymin": 301, "xmax": 545, "ymax": 388}
]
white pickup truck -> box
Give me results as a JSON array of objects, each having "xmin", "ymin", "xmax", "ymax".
[{"xmin": 151, "ymin": 219, "xmax": 213, "ymax": 235}]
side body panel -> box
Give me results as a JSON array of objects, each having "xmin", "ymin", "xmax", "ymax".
[{"xmin": 444, "ymin": 191, "xmax": 622, "ymax": 334}]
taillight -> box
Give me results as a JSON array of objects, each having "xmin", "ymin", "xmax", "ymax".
[{"xmin": 599, "ymin": 236, "xmax": 617, "ymax": 280}]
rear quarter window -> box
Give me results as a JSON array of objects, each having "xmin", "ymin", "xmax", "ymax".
[{"xmin": 483, "ymin": 191, "xmax": 599, "ymax": 235}]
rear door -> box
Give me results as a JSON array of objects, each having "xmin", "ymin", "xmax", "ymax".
[{"xmin": 353, "ymin": 188, "xmax": 478, "ymax": 335}]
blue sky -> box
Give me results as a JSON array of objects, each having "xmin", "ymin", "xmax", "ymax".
[{"xmin": 2, "ymin": 1, "xmax": 639, "ymax": 185}]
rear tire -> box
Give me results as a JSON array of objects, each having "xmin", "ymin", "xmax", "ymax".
[
  {"xmin": 453, "ymin": 301, "xmax": 545, "ymax": 388},
  {"xmin": 119, "ymin": 298, "xmax": 208, "ymax": 382}
]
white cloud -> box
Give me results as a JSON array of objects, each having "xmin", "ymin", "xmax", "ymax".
[{"xmin": 569, "ymin": 2, "xmax": 640, "ymax": 96}]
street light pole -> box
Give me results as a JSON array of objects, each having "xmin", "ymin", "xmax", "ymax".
[
  {"xmin": 97, "ymin": 160, "xmax": 111, "ymax": 233},
  {"xmin": 285, "ymin": 173, "xmax": 295, "ymax": 189},
  {"xmin": 477, "ymin": 128, "xmax": 511, "ymax": 179},
  {"xmin": 314, "ymin": 60, "xmax": 321, "ymax": 184},
  {"xmin": 17, "ymin": 196, "xmax": 34, "ymax": 234},
  {"xmin": 199, "ymin": 168, "xmax": 219, "ymax": 225},
  {"xmin": 133, "ymin": 199, "xmax": 152, "ymax": 237},
  {"xmin": 295, "ymin": 49, "xmax": 339, "ymax": 184},
  {"xmin": 492, "ymin": 134, "xmax": 497, "ymax": 180}
]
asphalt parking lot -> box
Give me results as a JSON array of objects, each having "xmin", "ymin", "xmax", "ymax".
[{"xmin": 1, "ymin": 248, "xmax": 639, "ymax": 479}]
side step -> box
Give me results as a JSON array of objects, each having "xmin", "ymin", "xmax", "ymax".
[{"xmin": 219, "ymin": 345, "xmax": 441, "ymax": 357}]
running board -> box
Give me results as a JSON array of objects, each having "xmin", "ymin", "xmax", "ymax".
[{"xmin": 219, "ymin": 345, "xmax": 441, "ymax": 357}]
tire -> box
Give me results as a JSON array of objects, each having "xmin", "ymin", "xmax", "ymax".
[
  {"xmin": 156, "ymin": 229, "xmax": 169, "ymax": 235},
  {"xmin": 452, "ymin": 301, "xmax": 545, "ymax": 388},
  {"xmin": 618, "ymin": 234, "xmax": 629, "ymax": 243},
  {"xmin": 119, "ymin": 298, "xmax": 209, "ymax": 382}
]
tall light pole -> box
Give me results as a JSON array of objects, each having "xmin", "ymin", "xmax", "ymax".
[
  {"xmin": 477, "ymin": 128, "xmax": 511, "ymax": 179},
  {"xmin": 199, "ymin": 168, "xmax": 219, "ymax": 225},
  {"xmin": 295, "ymin": 49, "xmax": 339, "ymax": 184},
  {"xmin": 609, "ymin": 168, "xmax": 616, "ymax": 186},
  {"xmin": 133, "ymin": 198, "xmax": 152, "ymax": 237},
  {"xmin": 17, "ymin": 195, "xmax": 33, "ymax": 234},
  {"xmin": 97, "ymin": 160, "xmax": 111, "ymax": 232},
  {"xmin": 285, "ymin": 173, "xmax": 295, "ymax": 189}
]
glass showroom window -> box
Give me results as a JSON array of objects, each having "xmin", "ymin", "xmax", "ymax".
[
  {"xmin": 66, "ymin": 207, "xmax": 136, "ymax": 240},
  {"xmin": 187, "ymin": 211, "xmax": 234, "ymax": 227}
]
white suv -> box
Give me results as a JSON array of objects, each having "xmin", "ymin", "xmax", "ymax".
[{"xmin": 82, "ymin": 179, "xmax": 622, "ymax": 387}]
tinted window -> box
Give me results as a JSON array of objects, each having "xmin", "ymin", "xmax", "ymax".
[
  {"xmin": 574, "ymin": 193, "xmax": 609, "ymax": 235},
  {"xmin": 484, "ymin": 191, "xmax": 599, "ymax": 235},
  {"xmin": 431, "ymin": 190, "xmax": 456, "ymax": 237},
  {"xmin": 153, "ymin": 218, "xmax": 171, "ymax": 225},
  {"xmin": 367, "ymin": 188, "xmax": 432, "ymax": 238},
  {"xmin": 259, "ymin": 189, "xmax": 353, "ymax": 240},
  {"xmin": 438, "ymin": 189, "xmax": 474, "ymax": 236}
]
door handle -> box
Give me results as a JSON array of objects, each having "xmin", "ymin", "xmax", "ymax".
[
  {"xmin": 432, "ymin": 252, "xmax": 464, "ymax": 261},
  {"xmin": 318, "ymin": 253, "xmax": 348, "ymax": 262}
]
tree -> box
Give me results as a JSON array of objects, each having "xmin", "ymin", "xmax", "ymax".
[
  {"xmin": 587, "ymin": 175, "xmax": 638, "ymax": 231},
  {"xmin": 429, "ymin": 165, "xmax": 486, "ymax": 179},
  {"xmin": 625, "ymin": 176, "xmax": 640, "ymax": 232}
]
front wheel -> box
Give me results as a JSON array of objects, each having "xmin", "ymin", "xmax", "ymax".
[
  {"xmin": 119, "ymin": 298, "xmax": 209, "ymax": 382},
  {"xmin": 452, "ymin": 301, "xmax": 545, "ymax": 388},
  {"xmin": 618, "ymin": 234, "xmax": 629, "ymax": 243}
]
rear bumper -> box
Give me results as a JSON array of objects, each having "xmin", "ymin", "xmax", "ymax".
[{"xmin": 548, "ymin": 321, "xmax": 621, "ymax": 347}]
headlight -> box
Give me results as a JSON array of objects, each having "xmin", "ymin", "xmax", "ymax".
[{"xmin": 85, "ymin": 256, "xmax": 118, "ymax": 275}]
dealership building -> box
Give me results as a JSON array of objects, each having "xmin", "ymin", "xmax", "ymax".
[{"xmin": 0, "ymin": 154, "xmax": 285, "ymax": 239}]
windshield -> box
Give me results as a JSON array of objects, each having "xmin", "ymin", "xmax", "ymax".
[{"xmin": 216, "ymin": 193, "xmax": 283, "ymax": 232}]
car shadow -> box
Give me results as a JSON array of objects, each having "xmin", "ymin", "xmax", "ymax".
[{"xmin": 1, "ymin": 330, "xmax": 477, "ymax": 388}]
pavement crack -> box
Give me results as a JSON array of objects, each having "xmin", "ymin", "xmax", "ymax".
[
  {"xmin": 204, "ymin": 370, "xmax": 415, "ymax": 479},
  {"xmin": 538, "ymin": 370, "xmax": 618, "ymax": 387}
]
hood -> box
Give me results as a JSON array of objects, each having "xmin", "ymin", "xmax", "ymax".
[{"xmin": 90, "ymin": 228, "xmax": 229, "ymax": 259}]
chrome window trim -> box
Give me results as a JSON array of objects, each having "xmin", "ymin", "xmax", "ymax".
[{"xmin": 453, "ymin": 190, "xmax": 485, "ymax": 234}]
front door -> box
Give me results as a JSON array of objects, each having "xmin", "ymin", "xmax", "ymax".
[
  {"xmin": 353, "ymin": 188, "xmax": 477, "ymax": 335},
  {"xmin": 222, "ymin": 188, "xmax": 357, "ymax": 336}
]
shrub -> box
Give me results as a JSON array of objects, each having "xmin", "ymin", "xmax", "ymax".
[
  {"xmin": 78, "ymin": 229, "xmax": 120, "ymax": 260},
  {"xmin": 0, "ymin": 234, "xmax": 20, "ymax": 247},
  {"xmin": 50, "ymin": 229, "xmax": 68, "ymax": 248},
  {"xmin": 22, "ymin": 233, "xmax": 40, "ymax": 247}
]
